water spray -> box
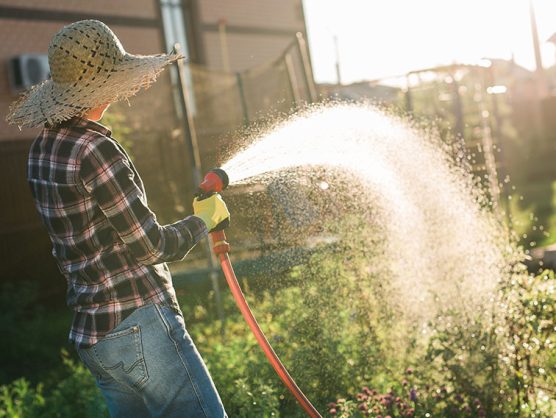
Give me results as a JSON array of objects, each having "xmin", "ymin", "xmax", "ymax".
[{"xmin": 196, "ymin": 168, "xmax": 322, "ymax": 418}]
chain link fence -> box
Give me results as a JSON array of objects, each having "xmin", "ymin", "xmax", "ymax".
[{"xmin": 185, "ymin": 33, "xmax": 315, "ymax": 147}]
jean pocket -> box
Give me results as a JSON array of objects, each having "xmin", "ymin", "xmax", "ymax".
[{"xmin": 92, "ymin": 324, "xmax": 149, "ymax": 390}]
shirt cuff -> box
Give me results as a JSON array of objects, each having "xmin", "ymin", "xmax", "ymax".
[{"xmin": 177, "ymin": 215, "xmax": 208, "ymax": 246}]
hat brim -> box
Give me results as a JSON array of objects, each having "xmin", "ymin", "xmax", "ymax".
[{"xmin": 6, "ymin": 52, "xmax": 181, "ymax": 128}]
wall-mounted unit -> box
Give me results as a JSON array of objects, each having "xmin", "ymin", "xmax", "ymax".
[{"xmin": 8, "ymin": 54, "xmax": 50, "ymax": 93}]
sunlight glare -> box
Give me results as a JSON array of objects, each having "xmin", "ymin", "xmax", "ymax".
[{"xmin": 303, "ymin": 0, "xmax": 556, "ymax": 83}]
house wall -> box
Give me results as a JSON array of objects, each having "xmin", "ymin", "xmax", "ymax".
[{"xmin": 195, "ymin": 0, "xmax": 306, "ymax": 71}]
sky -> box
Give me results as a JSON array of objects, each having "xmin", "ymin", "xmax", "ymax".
[{"xmin": 303, "ymin": 0, "xmax": 556, "ymax": 84}]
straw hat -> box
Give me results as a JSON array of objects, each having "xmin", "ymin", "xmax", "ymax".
[{"xmin": 6, "ymin": 19, "xmax": 181, "ymax": 128}]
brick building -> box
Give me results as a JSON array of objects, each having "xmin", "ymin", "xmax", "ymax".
[{"xmin": 0, "ymin": 0, "xmax": 310, "ymax": 284}]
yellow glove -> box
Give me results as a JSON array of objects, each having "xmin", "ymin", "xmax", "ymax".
[{"xmin": 193, "ymin": 193, "xmax": 230, "ymax": 231}]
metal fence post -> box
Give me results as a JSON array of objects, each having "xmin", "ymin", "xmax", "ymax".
[
  {"xmin": 450, "ymin": 73, "xmax": 465, "ymax": 142},
  {"xmin": 295, "ymin": 32, "xmax": 317, "ymax": 103},
  {"xmin": 485, "ymin": 65, "xmax": 506, "ymax": 194},
  {"xmin": 475, "ymin": 80, "xmax": 501, "ymax": 207},
  {"xmin": 236, "ymin": 72, "xmax": 250, "ymax": 127},
  {"xmin": 174, "ymin": 43, "xmax": 226, "ymax": 334},
  {"xmin": 405, "ymin": 74, "xmax": 413, "ymax": 113},
  {"xmin": 284, "ymin": 52, "xmax": 301, "ymax": 110}
]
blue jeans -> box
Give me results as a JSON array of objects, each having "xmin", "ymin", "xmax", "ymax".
[{"xmin": 77, "ymin": 303, "xmax": 227, "ymax": 418}]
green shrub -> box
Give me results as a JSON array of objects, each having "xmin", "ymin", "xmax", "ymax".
[
  {"xmin": 326, "ymin": 371, "xmax": 485, "ymax": 418},
  {"xmin": 0, "ymin": 379, "xmax": 44, "ymax": 418},
  {"xmin": 189, "ymin": 317, "xmax": 281, "ymax": 417},
  {"xmin": 327, "ymin": 268, "xmax": 556, "ymax": 418},
  {"xmin": 1, "ymin": 227, "xmax": 554, "ymax": 417},
  {"xmin": 188, "ymin": 217, "xmax": 402, "ymax": 416},
  {"xmin": 498, "ymin": 269, "xmax": 556, "ymax": 417},
  {"xmin": 0, "ymin": 351, "xmax": 107, "ymax": 418},
  {"xmin": 0, "ymin": 282, "xmax": 70, "ymax": 385}
]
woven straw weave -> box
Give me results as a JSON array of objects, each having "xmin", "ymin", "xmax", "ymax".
[{"xmin": 6, "ymin": 20, "xmax": 181, "ymax": 128}]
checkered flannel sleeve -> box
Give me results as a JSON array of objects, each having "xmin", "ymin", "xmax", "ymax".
[{"xmin": 79, "ymin": 136, "xmax": 207, "ymax": 265}]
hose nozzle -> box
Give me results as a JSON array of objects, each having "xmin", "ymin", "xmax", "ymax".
[
  {"xmin": 196, "ymin": 168, "xmax": 230, "ymax": 232},
  {"xmin": 196, "ymin": 168, "xmax": 229, "ymax": 200}
]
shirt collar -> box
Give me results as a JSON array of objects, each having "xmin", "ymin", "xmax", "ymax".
[{"xmin": 57, "ymin": 117, "xmax": 112, "ymax": 137}]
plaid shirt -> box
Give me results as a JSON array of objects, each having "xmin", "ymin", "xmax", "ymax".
[{"xmin": 27, "ymin": 117, "xmax": 207, "ymax": 348}]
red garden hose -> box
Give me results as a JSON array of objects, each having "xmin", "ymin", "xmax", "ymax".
[
  {"xmin": 196, "ymin": 168, "xmax": 321, "ymax": 417},
  {"xmin": 210, "ymin": 230, "xmax": 322, "ymax": 418}
]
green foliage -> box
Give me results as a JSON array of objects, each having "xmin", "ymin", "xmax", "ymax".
[
  {"xmin": 0, "ymin": 379, "xmax": 44, "ymax": 418},
  {"xmin": 190, "ymin": 318, "xmax": 281, "ymax": 417},
  {"xmin": 1, "ymin": 237, "xmax": 554, "ymax": 417},
  {"xmin": 425, "ymin": 311, "xmax": 506, "ymax": 416},
  {"xmin": 34, "ymin": 351, "xmax": 108, "ymax": 418},
  {"xmin": 323, "ymin": 268, "xmax": 555, "ymax": 418},
  {"xmin": 327, "ymin": 372, "xmax": 486, "ymax": 418},
  {"xmin": 547, "ymin": 183, "xmax": 556, "ymax": 246},
  {"xmin": 188, "ymin": 218, "xmax": 406, "ymax": 416},
  {"xmin": 0, "ymin": 282, "xmax": 69, "ymax": 384},
  {"xmin": 271, "ymin": 252, "xmax": 389, "ymax": 404},
  {"xmin": 101, "ymin": 108, "xmax": 132, "ymax": 156},
  {"xmin": 0, "ymin": 351, "xmax": 107, "ymax": 418},
  {"xmin": 504, "ymin": 181, "xmax": 556, "ymax": 248},
  {"xmin": 498, "ymin": 270, "xmax": 556, "ymax": 416}
]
